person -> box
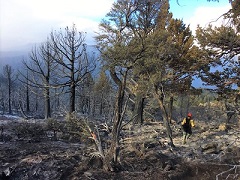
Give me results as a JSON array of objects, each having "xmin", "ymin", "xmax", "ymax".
[{"xmin": 181, "ymin": 113, "xmax": 195, "ymax": 144}]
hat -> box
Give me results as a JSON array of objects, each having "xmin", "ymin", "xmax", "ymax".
[{"xmin": 187, "ymin": 113, "xmax": 192, "ymax": 117}]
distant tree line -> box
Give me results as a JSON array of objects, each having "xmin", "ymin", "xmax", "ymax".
[{"xmin": 0, "ymin": 25, "xmax": 114, "ymax": 120}]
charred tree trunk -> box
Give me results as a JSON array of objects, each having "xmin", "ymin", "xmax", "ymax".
[
  {"xmin": 169, "ymin": 95, "xmax": 173, "ymax": 124},
  {"xmin": 225, "ymin": 101, "xmax": 235, "ymax": 123},
  {"xmin": 25, "ymin": 70, "xmax": 30, "ymax": 114},
  {"xmin": 234, "ymin": 93, "xmax": 240, "ymax": 127},
  {"xmin": 4, "ymin": 65, "xmax": 13, "ymax": 115},
  {"xmin": 133, "ymin": 93, "xmax": 144, "ymax": 124},
  {"xmin": 8, "ymin": 82, "xmax": 12, "ymax": 115},
  {"xmin": 35, "ymin": 94, "xmax": 38, "ymax": 112},
  {"xmin": 100, "ymin": 93, "xmax": 103, "ymax": 115},
  {"xmin": 156, "ymin": 97, "xmax": 174, "ymax": 147},
  {"xmin": 1, "ymin": 100, "xmax": 4, "ymax": 115},
  {"xmin": 103, "ymin": 68, "xmax": 127, "ymax": 171},
  {"xmin": 70, "ymin": 82, "xmax": 76, "ymax": 113},
  {"xmin": 179, "ymin": 94, "xmax": 184, "ymax": 118},
  {"xmin": 154, "ymin": 85, "xmax": 174, "ymax": 147},
  {"xmin": 44, "ymin": 87, "xmax": 51, "ymax": 119}
]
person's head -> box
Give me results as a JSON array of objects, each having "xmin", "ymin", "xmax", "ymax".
[{"xmin": 187, "ymin": 112, "xmax": 192, "ymax": 119}]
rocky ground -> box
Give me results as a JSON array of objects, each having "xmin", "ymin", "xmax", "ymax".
[{"xmin": 0, "ymin": 115, "xmax": 239, "ymax": 180}]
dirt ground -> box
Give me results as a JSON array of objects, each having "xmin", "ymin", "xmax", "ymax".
[{"xmin": 0, "ymin": 115, "xmax": 239, "ymax": 180}]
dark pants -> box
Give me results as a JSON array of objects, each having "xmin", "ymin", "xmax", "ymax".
[{"xmin": 182, "ymin": 127, "xmax": 192, "ymax": 144}]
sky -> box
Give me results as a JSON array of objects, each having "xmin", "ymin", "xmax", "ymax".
[{"xmin": 0, "ymin": 0, "xmax": 231, "ymax": 52}]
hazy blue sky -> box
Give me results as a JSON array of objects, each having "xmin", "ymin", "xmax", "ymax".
[{"xmin": 0, "ymin": 0, "xmax": 231, "ymax": 52}]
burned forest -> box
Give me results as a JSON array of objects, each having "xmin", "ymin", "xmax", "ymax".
[{"xmin": 0, "ymin": 0, "xmax": 239, "ymax": 179}]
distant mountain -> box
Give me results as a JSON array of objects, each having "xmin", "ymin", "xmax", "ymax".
[
  {"xmin": 0, "ymin": 45, "xmax": 213, "ymax": 89},
  {"xmin": 0, "ymin": 44, "xmax": 101, "ymax": 74},
  {"xmin": 0, "ymin": 43, "xmax": 40, "ymax": 70},
  {"xmin": 0, "ymin": 51, "xmax": 28, "ymax": 71}
]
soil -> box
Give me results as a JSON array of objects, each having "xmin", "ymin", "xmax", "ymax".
[{"xmin": 0, "ymin": 115, "xmax": 239, "ymax": 180}]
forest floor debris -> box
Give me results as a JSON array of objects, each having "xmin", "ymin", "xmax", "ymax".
[{"xmin": 0, "ymin": 115, "xmax": 239, "ymax": 180}]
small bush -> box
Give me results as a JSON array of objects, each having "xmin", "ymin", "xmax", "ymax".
[
  {"xmin": 14, "ymin": 122, "xmax": 46, "ymax": 142},
  {"xmin": 63, "ymin": 112, "xmax": 91, "ymax": 143}
]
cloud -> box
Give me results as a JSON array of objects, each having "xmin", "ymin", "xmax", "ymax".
[
  {"xmin": 0, "ymin": 0, "xmax": 114, "ymax": 51},
  {"xmin": 186, "ymin": 5, "xmax": 231, "ymax": 34},
  {"xmin": 1, "ymin": 1, "xmax": 231, "ymax": 51}
]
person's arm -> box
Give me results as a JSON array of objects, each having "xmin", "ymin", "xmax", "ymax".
[
  {"xmin": 190, "ymin": 119, "xmax": 195, "ymax": 127},
  {"xmin": 181, "ymin": 118, "xmax": 186, "ymax": 125}
]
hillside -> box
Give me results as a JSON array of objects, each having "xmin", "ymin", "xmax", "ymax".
[{"xmin": 0, "ymin": 115, "xmax": 239, "ymax": 180}]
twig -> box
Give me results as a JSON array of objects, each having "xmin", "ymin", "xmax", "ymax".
[
  {"xmin": 213, "ymin": 136, "xmax": 239, "ymax": 161},
  {"xmin": 216, "ymin": 165, "xmax": 240, "ymax": 180},
  {"xmin": 100, "ymin": 122, "xmax": 111, "ymax": 133},
  {"xmin": 18, "ymin": 102, "xmax": 30, "ymax": 119},
  {"xmin": 93, "ymin": 125, "xmax": 104, "ymax": 158},
  {"xmin": 84, "ymin": 119, "xmax": 104, "ymax": 158},
  {"xmin": 121, "ymin": 114, "xmax": 138, "ymax": 129}
]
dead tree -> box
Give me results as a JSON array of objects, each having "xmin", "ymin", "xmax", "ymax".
[
  {"xmin": 3, "ymin": 65, "xmax": 16, "ymax": 115},
  {"xmin": 50, "ymin": 24, "xmax": 96, "ymax": 113}
]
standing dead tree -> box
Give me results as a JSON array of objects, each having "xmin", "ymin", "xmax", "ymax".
[
  {"xmin": 3, "ymin": 65, "xmax": 17, "ymax": 115},
  {"xmin": 50, "ymin": 24, "xmax": 96, "ymax": 113},
  {"xmin": 19, "ymin": 41, "xmax": 57, "ymax": 119}
]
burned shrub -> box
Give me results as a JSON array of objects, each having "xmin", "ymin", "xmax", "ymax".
[
  {"xmin": 46, "ymin": 118, "xmax": 64, "ymax": 140},
  {"xmin": 14, "ymin": 122, "xmax": 46, "ymax": 142},
  {"xmin": 61, "ymin": 112, "xmax": 91, "ymax": 143}
]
